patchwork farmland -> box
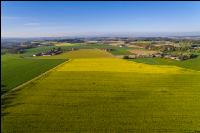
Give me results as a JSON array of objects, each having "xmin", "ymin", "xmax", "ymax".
[{"xmin": 2, "ymin": 49, "xmax": 200, "ymax": 132}]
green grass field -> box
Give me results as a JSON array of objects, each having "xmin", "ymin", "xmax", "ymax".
[
  {"xmin": 1, "ymin": 54, "xmax": 66, "ymax": 94},
  {"xmin": 2, "ymin": 49, "xmax": 200, "ymax": 132},
  {"xmin": 128, "ymin": 56, "xmax": 200, "ymax": 71},
  {"xmin": 109, "ymin": 47, "xmax": 132, "ymax": 55}
]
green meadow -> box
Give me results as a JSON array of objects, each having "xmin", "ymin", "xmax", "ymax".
[
  {"xmin": 1, "ymin": 54, "xmax": 66, "ymax": 94},
  {"xmin": 109, "ymin": 47, "xmax": 132, "ymax": 55},
  {"xmin": 2, "ymin": 49, "xmax": 200, "ymax": 132},
  {"xmin": 129, "ymin": 57, "xmax": 200, "ymax": 71}
]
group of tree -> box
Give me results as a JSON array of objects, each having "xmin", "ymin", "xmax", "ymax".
[{"xmin": 178, "ymin": 53, "xmax": 198, "ymax": 61}]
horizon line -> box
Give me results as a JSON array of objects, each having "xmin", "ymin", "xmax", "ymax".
[{"xmin": 2, "ymin": 31, "xmax": 200, "ymax": 39}]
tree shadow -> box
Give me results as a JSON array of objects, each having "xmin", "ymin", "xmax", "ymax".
[
  {"xmin": 1, "ymin": 84, "xmax": 7, "ymax": 95},
  {"xmin": 1, "ymin": 88, "xmax": 22, "ymax": 117}
]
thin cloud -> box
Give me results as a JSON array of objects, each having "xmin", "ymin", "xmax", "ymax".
[
  {"xmin": 24, "ymin": 23, "xmax": 40, "ymax": 26},
  {"xmin": 1, "ymin": 16, "xmax": 21, "ymax": 20}
]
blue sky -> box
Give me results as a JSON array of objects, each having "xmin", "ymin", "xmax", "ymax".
[{"xmin": 1, "ymin": 1, "xmax": 200, "ymax": 37}]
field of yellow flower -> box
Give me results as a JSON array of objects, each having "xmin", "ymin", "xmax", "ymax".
[{"xmin": 2, "ymin": 49, "xmax": 200, "ymax": 133}]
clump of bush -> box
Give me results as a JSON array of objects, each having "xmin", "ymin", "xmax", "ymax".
[
  {"xmin": 123, "ymin": 55, "xmax": 130, "ymax": 59},
  {"xmin": 178, "ymin": 53, "xmax": 198, "ymax": 61}
]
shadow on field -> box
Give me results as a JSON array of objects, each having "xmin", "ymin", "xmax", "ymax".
[
  {"xmin": 1, "ymin": 84, "xmax": 7, "ymax": 95},
  {"xmin": 1, "ymin": 88, "xmax": 22, "ymax": 116}
]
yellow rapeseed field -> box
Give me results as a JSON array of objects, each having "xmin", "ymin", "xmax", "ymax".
[
  {"xmin": 2, "ymin": 49, "xmax": 200, "ymax": 132},
  {"xmin": 57, "ymin": 57, "xmax": 195, "ymax": 74},
  {"xmin": 36, "ymin": 49, "xmax": 196, "ymax": 74}
]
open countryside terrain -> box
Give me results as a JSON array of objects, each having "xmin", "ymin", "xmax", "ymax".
[
  {"xmin": 21, "ymin": 43, "xmax": 131, "ymax": 57},
  {"xmin": 36, "ymin": 49, "xmax": 113, "ymax": 59},
  {"xmin": 1, "ymin": 54, "xmax": 66, "ymax": 94},
  {"xmin": 2, "ymin": 49, "xmax": 200, "ymax": 132},
  {"xmin": 1, "ymin": 44, "xmax": 113, "ymax": 94},
  {"xmin": 129, "ymin": 56, "xmax": 200, "ymax": 71}
]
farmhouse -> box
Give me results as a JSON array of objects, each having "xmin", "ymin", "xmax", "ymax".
[
  {"xmin": 191, "ymin": 44, "xmax": 200, "ymax": 49},
  {"xmin": 163, "ymin": 55, "xmax": 180, "ymax": 60},
  {"xmin": 119, "ymin": 44, "xmax": 126, "ymax": 47},
  {"xmin": 33, "ymin": 48, "xmax": 62, "ymax": 57}
]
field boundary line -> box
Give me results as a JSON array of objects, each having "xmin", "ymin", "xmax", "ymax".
[{"xmin": 1, "ymin": 59, "xmax": 71, "ymax": 98}]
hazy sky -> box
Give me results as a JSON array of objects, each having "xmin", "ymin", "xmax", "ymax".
[{"xmin": 1, "ymin": 1, "xmax": 200, "ymax": 37}]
